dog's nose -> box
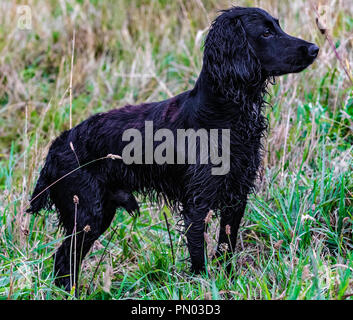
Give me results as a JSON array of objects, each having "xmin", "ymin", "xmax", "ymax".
[{"xmin": 308, "ymin": 44, "xmax": 319, "ymax": 58}]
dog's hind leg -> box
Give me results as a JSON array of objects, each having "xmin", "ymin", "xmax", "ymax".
[
  {"xmin": 51, "ymin": 175, "xmax": 111, "ymax": 293},
  {"xmin": 54, "ymin": 223, "xmax": 102, "ymax": 293},
  {"xmin": 53, "ymin": 183, "xmax": 139, "ymax": 292},
  {"xmin": 54, "ymin": 203, "xmax": 119, "ymax": 293}
]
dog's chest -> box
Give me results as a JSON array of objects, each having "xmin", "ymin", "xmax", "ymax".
[{"xmin": 227, "ymin": 110, "xmax": 266, "ymax": 180}]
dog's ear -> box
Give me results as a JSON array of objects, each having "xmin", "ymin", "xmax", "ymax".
[{"xmin": 203, "ymin": 9, "xmax": 261, "ymax": 101}]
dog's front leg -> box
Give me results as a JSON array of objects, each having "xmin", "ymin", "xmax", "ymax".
[
  {"xmin": 182, "ymin": 207, "xmax": 208, "ymax": 274},
  {"xmin": 216, "ymin": 201, "xmax": 247, "ymax": 267}
]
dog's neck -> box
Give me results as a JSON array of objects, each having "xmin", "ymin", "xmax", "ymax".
[{"xmin": 188, "ymin": 67, "xmax": 269, "ymax": 123}]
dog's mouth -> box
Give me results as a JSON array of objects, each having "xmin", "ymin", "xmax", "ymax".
[
  {"xmin": 289, "ymin": 63, "xmax": 314, "ymax": 73},
  {"xmin": 286, "ymin": 54, "xmax": 318, "ymax": 72},
  {"xmin": 268, "ymin": 59, "xmax": 317, "ymax": 76}
]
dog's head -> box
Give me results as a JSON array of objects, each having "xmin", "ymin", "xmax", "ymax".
[{"xmin": 203, "ymin": 7, "xmax": 319, "ymax": 94}]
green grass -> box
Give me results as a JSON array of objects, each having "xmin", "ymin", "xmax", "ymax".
[{"xmin": 0, "ymin": 0, "xmax": 353, "ymax": 300}]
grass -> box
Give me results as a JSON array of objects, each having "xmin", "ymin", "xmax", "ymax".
[{"xmin": 0, "ymin": 0, "xmax": 353, "ymax": 300}]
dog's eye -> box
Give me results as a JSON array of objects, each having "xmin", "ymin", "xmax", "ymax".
[{"xmin": 262, "ymin": 30, "xmax": 272, "ymax": 38}]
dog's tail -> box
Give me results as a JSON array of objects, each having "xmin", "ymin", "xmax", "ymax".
[{"xmin": 27, "ymin": 155, "xmax": 53, "ymax": 215}]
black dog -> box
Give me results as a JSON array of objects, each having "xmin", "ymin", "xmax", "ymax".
[{"xmin": 28, "ymin": 7, "xmax": 319, "ymax": 291}]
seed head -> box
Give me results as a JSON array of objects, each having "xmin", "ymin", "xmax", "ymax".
[
  {"xmin": 274, "ymin": 239, "xmax": 283, "ymax": 250},
  {"xmin": 219, "ymin": 243, "xmax": 228, "ymax": 252},
  {"xmin": 343, "ymin": 217, "xmax": 350, "ymax": 224},
  {"xmin": 73, "ymin": 195, "xmax": 79, "ymax": 204},
  {"xmin": 204, "ymin": 210, "xmax": 213, "ymax": 224},
  {"xmin": 107, "ymin": 153, "xmax": 122, "ymax": 160}
]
